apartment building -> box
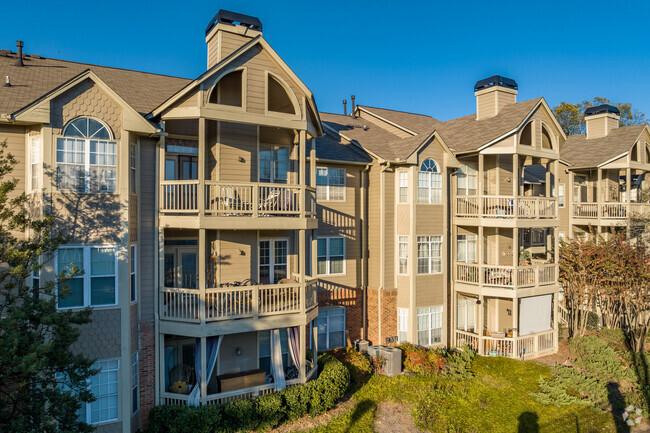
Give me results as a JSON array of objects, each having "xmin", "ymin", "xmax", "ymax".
[
  {"xmin": 316, "ymin": 76, "xmax": 564, "ymax": 359},
  {"xmin": 0, "ymin": 11, "xmax": 322, "ymax": 433},
  {"xmin": 557, "ymin": 105, "xmax": 650, "ymax": 240}
]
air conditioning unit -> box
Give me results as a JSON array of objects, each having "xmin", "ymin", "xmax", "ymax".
[
  {"xmin": 367, "ymin": 345, "xmax": 383, "ymax": 358},
  {"xmin": 379, "ymin": 347, "xmax": 402, "ymax": 377},
  {"xmin": 354, "ymin": 339, "xmax": 369, "ymax": 354}
]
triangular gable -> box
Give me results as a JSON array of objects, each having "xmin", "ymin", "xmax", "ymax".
[
  {"xmin": 405, "ymin": 130, "xmax": 460, "ymax": 168},
  {"xmin": 12, "ymin": 70, "xmax": 156, "ymax": 134}
]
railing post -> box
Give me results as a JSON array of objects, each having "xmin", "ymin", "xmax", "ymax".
[
  {"xmin": 535, "ymin": 265, "xmax": 539, "ymax": 287},
  {"xmin": 253, "ymin": 183, "xmax": 259, "ymax": 218},
  {"xmin": 252, "ymin": 285, "xmax": 259, "ymax": 319}
]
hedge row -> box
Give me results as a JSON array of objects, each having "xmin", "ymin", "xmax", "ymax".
[{"xmin": 145, "ymin": 354, "xmax": 350, "ymax": 433}]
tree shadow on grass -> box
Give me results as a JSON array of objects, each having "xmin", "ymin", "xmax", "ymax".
[
  {"xmin": 518, "ymin": 412, "xmax": 539, "ymax": 433},
  {"xmin": 344, "ymin": 399, "xmax": 376, "ymax": 433},
  {"xmin": 607, "ymin": 382, "xmax": 630, "ymax": 433}
]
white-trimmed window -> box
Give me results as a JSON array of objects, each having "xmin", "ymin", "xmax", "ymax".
[
  {"xmin": 457, "ymin": 162, "xmax": 477, "ymax": 196},
  {"xmin": 317, "ymin": 237, "xmax": 345, "ymax": 275},
  {"xmin": 130, "ymin": 145, "xmax": 137, "ymax": 194},
  {"xmin": 260, "ymin": 146, "xmax": 289, "ymax": 184},
  {"xmin": 259, "ymin": 239, "xmax": 288, "ymax": 284},
  {"xmin": 130, "ymin": 245, "xmax": 137, "ymax": 303},
  {"xmin": 398, "ymin": 236, "xmax": 408, "ymax": 274},
  {"xmin": 89, "ymin": 359, "xmax": 119, "ymax": 424},
  {"xmin": 398, "ymin": 308, "xmax": 408, "ymax": 342},
  {"xmin": 56, "ymin": 246, "xmax": 117, "ymax": 309},
  {"xmin": 457, "ymin": 298, "xmax": 476, "ymax": 333},
  {"xmin": 317, "ymin": 307, "xmax": 345, "ymax": 350},
  {"xmin": 398, "ymin": 171, "xmax": 408, "ymax": 203},
  {"xmin": 56, "ymin": 117, "xmax": 116, "ymax": 193},
  {"xmin": 457, "ymin": 234, "xmax": 477, "ymax": 263},
  {"xmin": 418, "ymin": 159, "xmax": 442, "ymax": 204},
  {"xmin": 131, "ymin": 353, "xmax": 139, "ymax": 414},
  {"xmin": 316, "ymin": 167, "xmax": 345, "ymax": 201},
  {"xmin": 417, "ymin": 306, "xmax": 443, "ymax": 346},
  {"xmin": 558, "ymin": 184, "xmax": 565, "ymax": 208},
  {"xmin": 417, "ymin": 236, "xmax": 442, "ymax": 274},
  {"xmin": 30, "ymin": 135, "xmax": 41, "ymax": 192}
]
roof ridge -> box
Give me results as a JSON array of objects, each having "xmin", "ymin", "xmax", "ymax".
[
  {"xmin": 3, "ymin": 54, "xmax": 192, "ymax": 81},
  {"xmin": 358, "ymin": 105, "xmax": 433, "ymax": 118}
]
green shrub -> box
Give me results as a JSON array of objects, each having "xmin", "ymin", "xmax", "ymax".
[
  {"xmin": 443, "ymin": 347, "xmax": 475, "ymax": 379},
  {"xmin": 331, "ymin": 346, "xmax": 372, "ymax": 384},
  {"xmin": 145, "ymin": 355, "xmax": 349, "ymax": 433},
  {"xmin": 586, "ymin": 311, "xmax": 600, "ymax": 330}
]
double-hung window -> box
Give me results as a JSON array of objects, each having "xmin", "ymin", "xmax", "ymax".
[
  {"xmin": 457, "ymin": 162, "xmax": 477, "ymax": 196},
  {"xmin": 317, "ymin": 307, "xmax": 345, "ymax": 349},
  {"xmin": 56, "ymin": 246, "xmax": 117, "ymax": 309},
  {"xmin": 260, "ymin": 146, "xmax": 289, "ymax": 184},
  {"xmin": 30, "ymin": 136, "xmax": 41, "ymax": 191},
  {"xmin": 398, "ymin": 308, "xmax": 408, "ymax": 343},
  {"xmin": 316, "ymin": 167, "xmax": 345, "ymax": 201},
  {"xmin": 456, "ymin": 298, "xmax": 476, "ymax": 333},
  {"xmin": 417, "ymin": 236, "xmax": 442, "ymax": 274},
  {"xmin": 418, "ymin": 159, "xmax": 442, "ymax": 204},
  {"xmin": 398, "ymin": 171, "xmax": 408, "ymax": 203},
  {"xmin": 398, "ymin": 236, "xmax": 408, "ymax": 274},
  {"xmin": 558, "ymin": 184, "xmax": 565, "ymax": 207},
  {"xmin": 317, "ymin": 237, "xmax": 345, "ymax": 275},
  {"xmin": 417, "ymin": 306, "xmax": 443, "ymax": 346},
  {"xmin": 56, "ymin": 118, "xmax": 116, "ymax": 193},
  {"xmin": 130, "ymin": 145, "xmax": 137, "ymax": 194},
  {"xmin": 456, "ymin": 234, "xmax": 477, "ymax": 263},
  {"xmin": 130, "ymin": 245, "xmax": 137, "ymax": 303},
  {"xmin": 131, "ymin": 353, "xmax": 139, "ymax": 414}
]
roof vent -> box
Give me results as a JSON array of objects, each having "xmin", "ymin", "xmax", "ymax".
[
  {"xmin": 14, "ymin": 41, "xmax": 24, "ymax": 67},
  {"xmin": 205, "ymin": 10, "xmax": 263, "ymax": 35},
  {"xmin": 474, "ymin": 75, "xmax": 518, "ymax": 92},
  {"xmin": 584, "ymin": 104, "xmax": 620, "ymax": 117}
]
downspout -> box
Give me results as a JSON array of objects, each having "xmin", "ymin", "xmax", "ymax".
[
  {"xmin": 379, "ymin": 161, "xmax": 391, "ymax": 344},
  {"xmin": 361, "ymin": 163, "xmax": 371, "ymax": 340}
]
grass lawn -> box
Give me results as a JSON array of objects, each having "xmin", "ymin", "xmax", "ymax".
[{"xmin": 302, "ymin": 355, "xmax": 617, "ymax": 433}]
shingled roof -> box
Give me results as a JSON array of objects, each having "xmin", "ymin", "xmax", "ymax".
[
  {"xmin": 314, "ymin": 132, "xmax": 372, "ymax": 164},
  {"xmin": 357, "ymin": 105, "xmax": 439, "ymax": 134},
  {"xmin": 437, "ymin": 98, "xmax": 543, "ymax": 152},
  {"xmin": 561, "ymin": 124, "xmax": 647, "ymax": 168},
  {"xmin": 0, "ymin": 53, "xmax": 190, "ymax": 117}
]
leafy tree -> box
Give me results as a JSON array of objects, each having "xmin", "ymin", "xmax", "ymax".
[
  {"xmin": 0, "ymin": 140, "xmax": 96, "ymax": 432},
  {"xmin": 552, "ymin": 97, "xmax": 646, "ymax": 135}
]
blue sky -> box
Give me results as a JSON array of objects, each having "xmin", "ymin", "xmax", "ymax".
[{"xmin": 4, "ymin": 0, "xmax": 650, "ymax": 120}]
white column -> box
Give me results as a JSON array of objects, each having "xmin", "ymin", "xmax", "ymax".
[{"xmin": 198, "ymin": 118, "xmax": 206, "ymax": 216}]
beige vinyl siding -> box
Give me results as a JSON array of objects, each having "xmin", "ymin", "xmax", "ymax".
[
  {"xmin": 219, "ymin": 32, "xmax": 253, "ymax": 62},
  {"xmin": 498, "ymin": 154, "xmax": 514, "ymax": 195},
  {"xmin": 218, "ymin": 122, "xmax": 258, "ymax": 182},
  {"xmin": 367, "ymin": 162, "xmax": 382, "ymax": 289},
  {"xmin": 0, "ymin": 124, "xmax": 26, "ymax": 199},
  {"xmin": 316, "ymin": 163, "xmax": 363, "ymax": 289},
  {"xmin": 476, "ymin": 92, "xmax": 496, "ymax": 119},
  {"xmin": 383, "ymin": 169, "xmax": 395, "ymax": 290},
  {"xmin": 129, "ymin": 134, "xmax": 138, "ymax": 243},
  {"xmin": 218, "ymin": 231, "xmax": 256, "ymax": 284},
  {"xmin": 139, "ymin": 136, "xmax": 157, "ymax": 321}
]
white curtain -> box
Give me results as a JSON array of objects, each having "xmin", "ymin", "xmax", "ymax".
[
  {"xmin": 519, "ymin": 295, "xmax": 552, "ymax": 335},
  {"xmin": 271, "ymin": 329, "xmax": 286, "ymax": 391},
  {"xmin": 188, "ymin": 336, "xmax": 222, "ymax": 407},
  {"xmin": 287, "ymin": 327, "xmax": 300, "ymax": 371}
]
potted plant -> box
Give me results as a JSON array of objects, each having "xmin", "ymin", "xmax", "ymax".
[{"xmin": 519, "ymin": 248, "xmax": 532, "ymax": 266}]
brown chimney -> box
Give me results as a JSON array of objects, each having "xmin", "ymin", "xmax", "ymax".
[
  {"xmin": 15, "ymin": 41, "xmax": 24, "ymax": 67},
  {"xmin": 351, "ymin": 95, "xmax": 356, "ymax": 112},
  {"xmin": 474, "ymin": 75, "xmax": 518, "ymax": 120},
  {"xmin": 343, "ymin": 99, "xmax": 347, "ymax": 116},
  {"xmin": 585, "ymin": 105, "xmax": 620, "ymax": 139}
]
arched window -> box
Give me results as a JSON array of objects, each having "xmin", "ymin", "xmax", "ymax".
[
  {"xmin": 57, "ymin": 117, "xmax": 116, "ymax": 193},
  {"xmin": 519, "ymin": 122, "xmax": 532, "ymax": 146},
  {"xmin": 646, "ymin": 143, "xmax": 650, "ymax": 163},
  {"xmin": 418, "ymin": 158, "xmax": 442, "ymax": 204},
  {"xmin": 541, "ymin": 125, "xmax": 553, "ymax": 150},
  {"xmin": 209, "ymin": 70, "xmax": 243, "ymax": 107},
  {"xmin": 631, "ymin": 143, "xmax": 639, "ymax": 162},
  {"xmin": 267, "ymin": 75, "xmax": 296, "ymax": 114}
]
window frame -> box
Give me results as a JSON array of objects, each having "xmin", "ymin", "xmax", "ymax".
[
  {"xmin": 418, "ymin": 159, "xmax": 442, "ymax": 204},
  {"xmin": 87, "ymin": 358, "xmax": 120, "ymax": 425},
  {"xmin": 259, "ymin": 146, "xmax": 290, "ymax": 184},
  {"xmin": 130, "ymin": 244, "xmax": 137, "ymax": 303},
  {"xmin": 398, "ymin": 171, "xmax": 408, "ymax": 203},
  {"xmin": 398, "ymin": 308, "xmax": 408, "ymax": 343},
  {"xmin": 558, "ymin": 183, "xmax": 565, "ymax": 208},
  {"xmin": 317, "ymin": 306, "xmax": 346, "ymax": 350},
  {"xmin": 30, "ymin": 135, "xmax": 42, "ymax": 192},
  {"xmin": 456, "ymin": 162, "xmax": 478, "ymax": 196},
  {"xmin": 131, "ymin": 352, "xmax": 139, "ymax": 415},
  {"xmin": 317, "ymin": 236, "xmax": 346, "ymax": 276},
  {"xmin": 316, "ymin": 167, "xmax": 346, "ymax": 202},
  {"xmin": 417, "ymin": 235, "xmax": 443, "ymax": 274},
  {"xmin": 55, "ymin": 245, "xmax": 118, "ymax": 309},
  {"xmin": 129, "ymin": 144, "xmax": 137, "ymax": 194},
  {"xmin": 417, "ymin": 306, "xmax": 443, "ymax": 346},
  {"xmin": 258, "ymin": 238, "xmax": 289, "ymax": 284},
  {"xmin": 398, "ymin": 235, "xmax": 408, "ymax": 275},
  {"xmin": 456, "ymin": 234, "xmax": 477, "ymax": 264}
]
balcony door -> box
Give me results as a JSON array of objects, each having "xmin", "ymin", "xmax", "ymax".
[
  {"xmin": 164, "ymin": 246, "xmax": 198, "ymax": 289},
  {"xmin": 259, "ymin": 146, "xmax": 289, "ymax": 184},
  {"xmin": 165, "ymin": 156, "xmax": 197, "ymax": 181},
  {"xmin": 259, "ymin": 239, "xmax": 288, "ymax": 284}
]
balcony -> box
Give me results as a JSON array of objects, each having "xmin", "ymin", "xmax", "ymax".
[
  {"xmin": 455, "ymin": 263, "xmax": 557, "ymax": 292},
  {"xmin": 159, "ymin": 279, "xmax": 318, "ymax": 324},
  {"xmin": 159, "ymin": 180, "xmax": 317, "ymax": 229},
  {"xmin": 455, "ymin": 196, "xmax": 557, "ymax": 225},
  {"xmin": 572, "ymin": 202, "xmax": 650, "ymax": 221},
  {"xmin": 455, "ymin": 329, "xmax": 556, "ymax": 359}
]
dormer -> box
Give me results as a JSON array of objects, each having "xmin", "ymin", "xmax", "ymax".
[
  {"xmin": 205, "ymin": 10, "xmax": 263, "ymax": 69},
  {"xmin": 474, "ymin": 75, "xmax": 518, "ymax": 120}
]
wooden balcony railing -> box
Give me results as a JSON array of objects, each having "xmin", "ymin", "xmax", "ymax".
[
  {"xmin": 159, "ymin": 279, "xmax": 318, "ymax": 323},
  {"xmin": 455, "ymin": 196, "xmax": 557, "ymax": 219},
  {"xmin": 572, "ymin": 202, "xmax": 650, "ymax": 219},
  {"xmin": 455, "ymin": 329, "xmax": 556, "ymax": 359},
  {"xmin": 160, "ymin": 180, "xmax": 316, "ymax": 218},
  {"xmin": 455, "ymin": 263, "xmax": 557, "ymax": 289}
]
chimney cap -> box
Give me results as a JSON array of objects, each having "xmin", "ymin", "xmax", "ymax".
[
  {"xmin": 585, "ymin": 104, "xmax": 620, "ymax": 117},
  {"xmin": 474, "ymin": 75, "xmax": 518, "ymax": 92},
  {"xmin": 206, "ymin": 10, "xmax": 263, "ymax": 35}
]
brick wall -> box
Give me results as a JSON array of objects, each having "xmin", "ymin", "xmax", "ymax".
[
  {"xmin": 138, "ymin": 320, "xmax": 155, "ymax": 428},
  {"xmin": 366, "ymin": 288, "xmax": 397, "ymax": 346},
  {"xmin": 317, "ymin": 283, "xmax": 364, "ymax": 345}
]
